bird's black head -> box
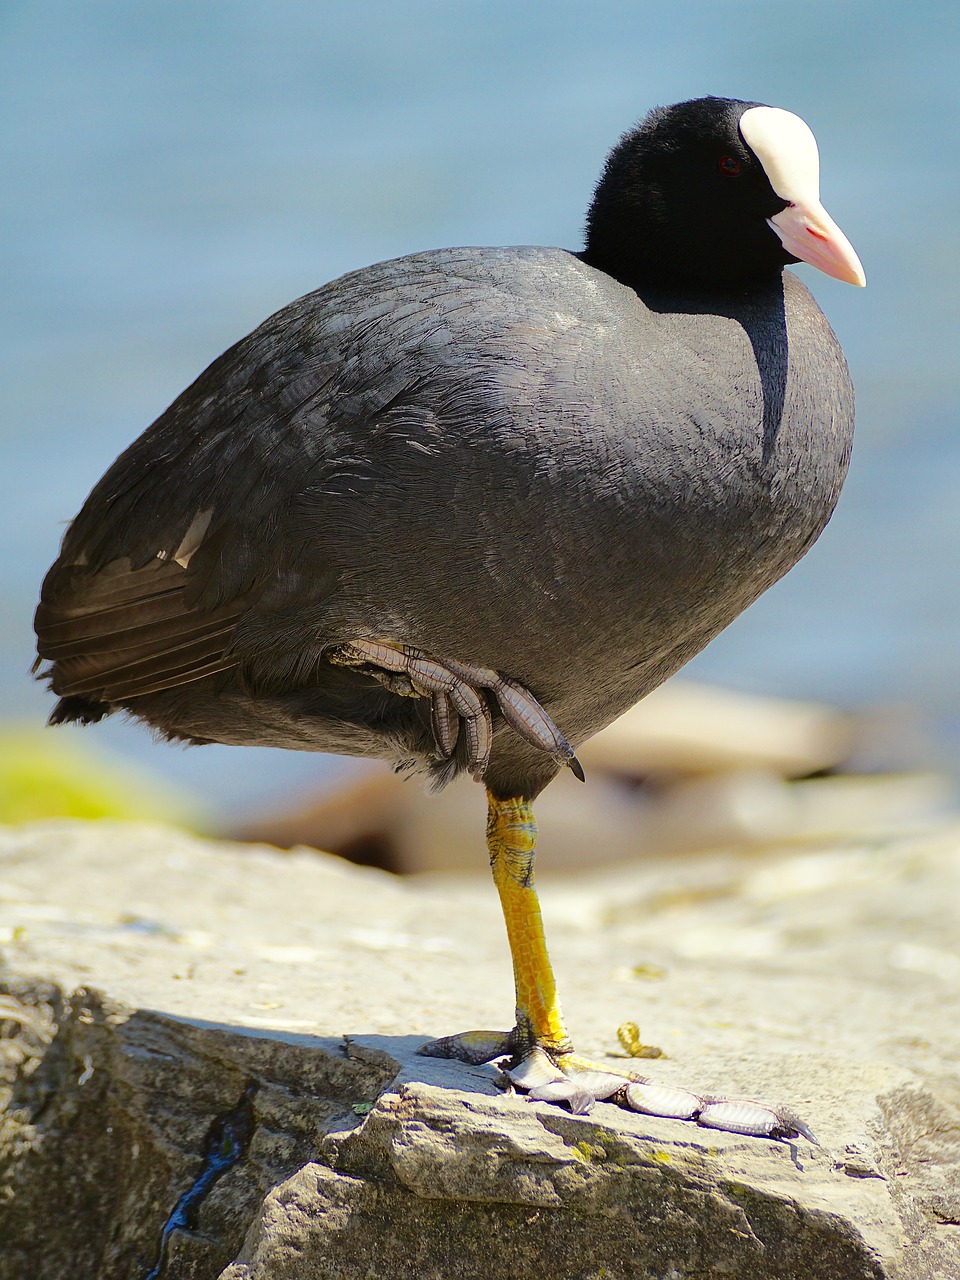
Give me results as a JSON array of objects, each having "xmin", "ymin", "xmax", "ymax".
[{"xmin": 583, "ymin": 96, "xmax": 864, "ymax": 293}]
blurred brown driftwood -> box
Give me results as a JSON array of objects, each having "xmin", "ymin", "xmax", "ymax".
[{"xmin": 229, "ymin": 681, "xmax": 953, "ymax": 873}]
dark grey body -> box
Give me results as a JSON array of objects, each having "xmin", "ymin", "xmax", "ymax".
[{"xmin": 36, "ymin": 246, "xmax": 853, "ymax": 798}]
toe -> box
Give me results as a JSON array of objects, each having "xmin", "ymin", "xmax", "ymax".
[
  {"xmin": 509, "ymin": 1050, "xmax": 817, "ymax": 1144},
  {"xmin": 504, "ymin": 1047, "xmax": 594, "ymax": 1114},
  {"xmin": 418, "ymin": 1029, "xmax": 514, "ymax": 1065},
  {"xmin": 697, "ymin": 1100, "xmax": 818, "ymax": 1144},
  {"xmin": 621, "ymin": 1081, "xmax": 702, "ymax": 1120},
  {"xmin": 559, "ymin": 1068, "xmax": 631, "ymax": 1102},
  {"xmin": 418, "ymin": 1032, "xmax": 817, "ymax": 1146}
]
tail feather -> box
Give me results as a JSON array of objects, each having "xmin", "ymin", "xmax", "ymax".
[{"xmin": 47, "ymin": 696, "xmax": 110, "ymax": 727}]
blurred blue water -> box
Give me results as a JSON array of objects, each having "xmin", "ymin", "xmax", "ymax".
[{"xmin": 2, "ymin": 1, "xmax": 958, "ymax": 816}]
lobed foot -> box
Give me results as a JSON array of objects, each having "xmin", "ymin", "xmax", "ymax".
[
  {"xmin": 419, "ymin": 1031, "xmax": 816, "ymax": 1144},
  {"xmin": 328, "ymin": 639, "xmax": 584, "ymax": 781}
]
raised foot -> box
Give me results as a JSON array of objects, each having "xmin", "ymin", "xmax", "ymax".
[
  {"xmin": 328, "ymin": 639, "xmax": 584, "ymax": 782},
  {"xmin": 418, "ymin": 1032, "xmax": 817, "ymax": 1145}
]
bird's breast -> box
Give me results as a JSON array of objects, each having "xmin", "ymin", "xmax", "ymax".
[{"xmin": 334, "ymin": 263, "xmax": 854, "ymax": 731}]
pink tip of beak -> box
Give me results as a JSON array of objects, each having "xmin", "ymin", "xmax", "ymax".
[{"xmin": 768, "ymin": 200, "xmax": 866, "ymax": 287}]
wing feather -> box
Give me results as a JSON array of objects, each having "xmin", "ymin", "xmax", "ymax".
[{"xmin": 35, "ymin": 553, "xmax": 246, "ymax": 703}]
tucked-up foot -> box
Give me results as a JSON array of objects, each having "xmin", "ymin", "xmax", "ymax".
[
  {"xmin": 327, "ymin": 639, "xmax": 584, "ymax": 781},
  {"xmin": 419, "ymin": 1033, "xmax": 816, "ymax": 1144}
]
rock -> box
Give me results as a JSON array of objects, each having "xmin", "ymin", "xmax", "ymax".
[{"xmin": 1, "ymin": 818, "xmax": 960, "ymax": 1278}]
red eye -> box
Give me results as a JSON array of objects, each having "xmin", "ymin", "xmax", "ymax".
[{"xmin": 719, "ymin": 155, "xmax": 742, "ymax": 176}]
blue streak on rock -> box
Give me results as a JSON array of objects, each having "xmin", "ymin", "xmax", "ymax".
[{"xmin": 146, "ymin": 1081, "xmax": 257, "ymax": 1280}]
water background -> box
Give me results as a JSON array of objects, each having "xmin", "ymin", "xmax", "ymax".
[{"xmin": 2, "ymin": 1, "xmax": 958, "ymax": 820}]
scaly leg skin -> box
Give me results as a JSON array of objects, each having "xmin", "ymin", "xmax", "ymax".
[
  {"xmin": 419, "ymin": 792, "xmax": 817, "ymax": 1145},
  {"xmin": 328, "ymin": 639, "xmax": 584, "ymax": 782}
]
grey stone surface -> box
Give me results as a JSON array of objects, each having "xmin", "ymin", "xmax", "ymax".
[{"xmin": 1, "ymin": 817, "xmax": 959, "ymax": 1278}]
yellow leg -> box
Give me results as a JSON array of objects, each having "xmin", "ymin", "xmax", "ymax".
[
  {"xmin": 486, "ymin": 791, "xmax": 573, "ymax": 1056},
  {"xmin": 418, "ymin": 793, "xmax": 816, "ymax": 1143}
]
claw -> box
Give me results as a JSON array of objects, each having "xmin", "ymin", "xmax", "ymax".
[
  {"xmin": 773, "ymin": 1110, "xmax": 819, "ymax": 1145},
  {"xmin": 697, "ymin": 1101, "xmax": 818, "ymax": 1144}
]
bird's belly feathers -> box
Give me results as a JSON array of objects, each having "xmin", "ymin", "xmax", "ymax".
[{"xmin": 291, "ymin": 396, "xmax": 849, "ymax": 752}]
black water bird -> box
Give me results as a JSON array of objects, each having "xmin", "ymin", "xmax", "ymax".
[{"xmin": 35, "ymin": 97, "xmax": 864, "ymax": 1140}]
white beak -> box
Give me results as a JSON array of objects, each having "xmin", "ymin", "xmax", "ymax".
[{"xmin": 739, "ymin": 105, "xmax": 866, "ymax": 287}]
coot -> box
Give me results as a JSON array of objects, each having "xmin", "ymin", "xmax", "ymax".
[{"xmin": 35, "ymin": 96, "xmax": 864, "ymax": 1140}]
